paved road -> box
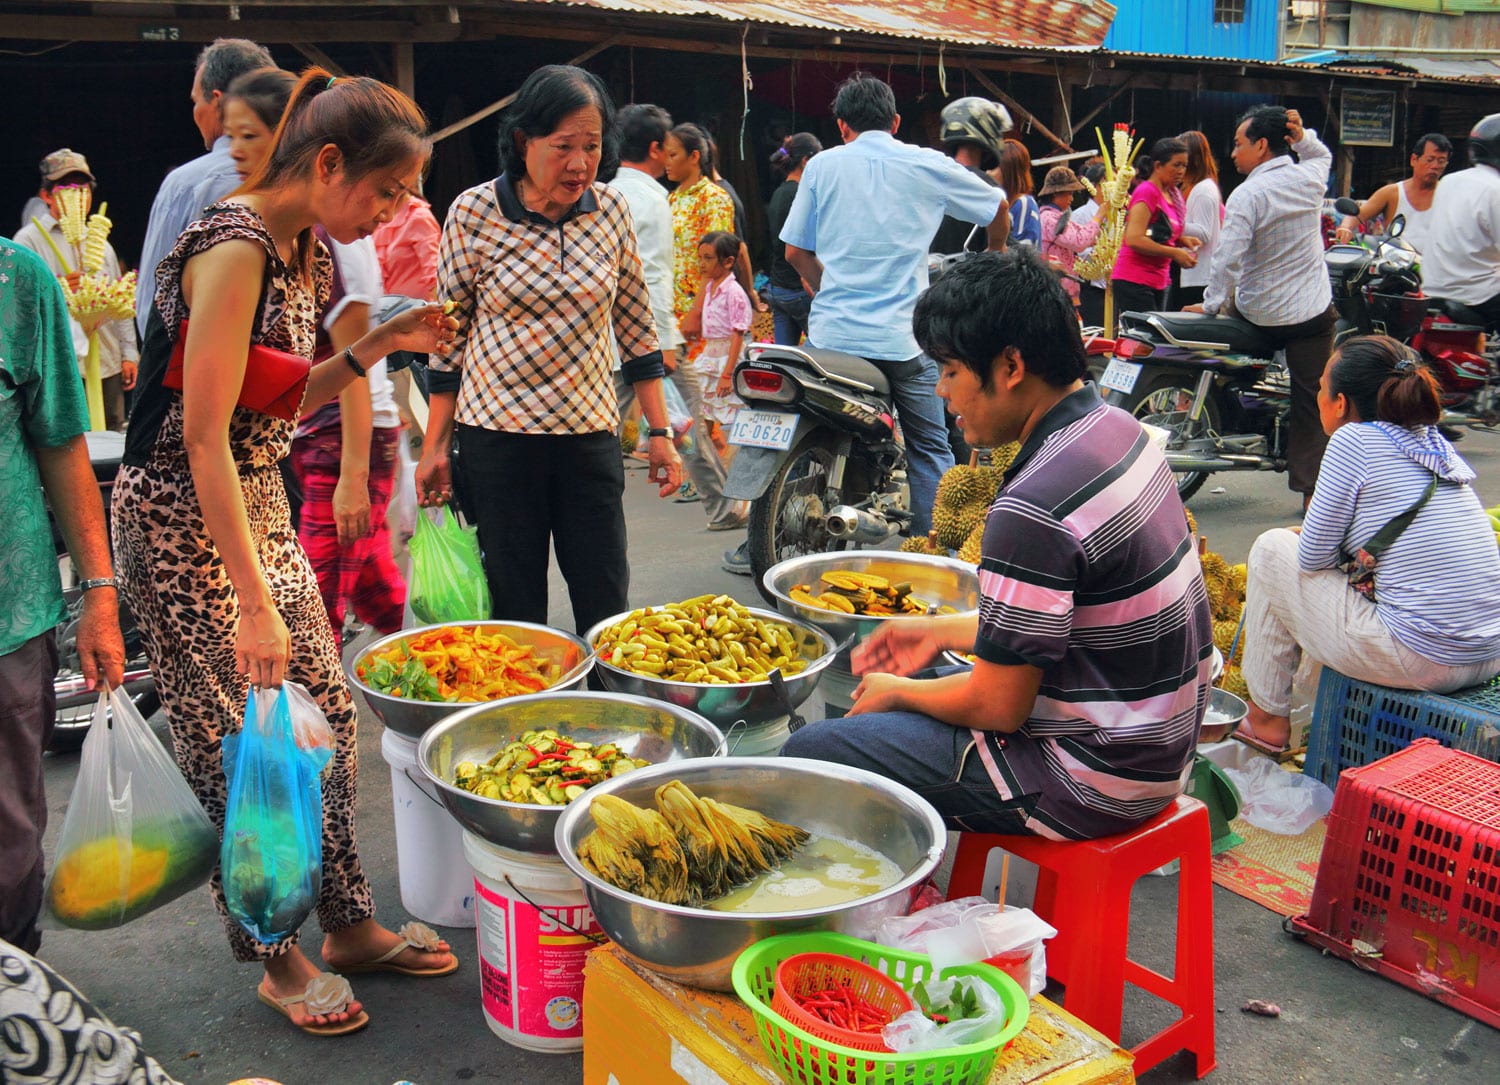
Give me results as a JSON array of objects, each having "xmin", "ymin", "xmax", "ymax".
[{"xmin": 35, "ymin": 430, "xmax": 1500, "ymax": 1084}]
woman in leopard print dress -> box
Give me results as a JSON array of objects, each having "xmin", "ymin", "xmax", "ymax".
[{"xmin": 113, "ymin": 69, "xmax": 455, "ymax": 1037}]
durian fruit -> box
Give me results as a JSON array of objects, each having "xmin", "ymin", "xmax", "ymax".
[
  {"xmin": 619, "ymin": 419, "xmax": 638, "ymax": 455},
  {"xmin": 932, "ymin": 462, "xmax": 1004, "ymax": 549},
  {"xmin": 1229, "ymin": 562, "xmax": 1247, "ymax": 600},
  {"xmin": 1199, "ymin": 551, "xmax": 1233, "ymax": 620},
  {"xmin": 958, "ymin": 521, "xmax": 985, "ymax": 565},
  {"xmin": 577, "ymin": 793, "xmax": 693, "ymax": 905},
  {"xmin": 900, "ymin": 529, "xmax": 945, "ymax": 555},
  {"xmin": 1213, "ymin": 619, "xmax": 1243, "ymax": 665},
  {"xmin": 1184, "ymin": 506, "xmax": 1197, "ymax": 538},
  {"xmin": 986, "ymin": 442, "xmax": 1020, "ymax": 473},
  {"xmin": 1216, "ymin": 663, "xmax": 1249, "ymax": 700}
]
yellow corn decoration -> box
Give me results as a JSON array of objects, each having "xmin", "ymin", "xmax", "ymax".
[
  {"xmin": 54, "ymin": 185, "xmax": 90, "ymax": 247},
  {"xmin": 62, "ymin": 270, "xmax": 137, "ymax": 334},
  {"xmin": 1072, "ymin": 124, "xmax": 1143, "ymax": 284},
  {"xmin": 82, "ymin": 203, "xmax": 111, "ymax": 274}
]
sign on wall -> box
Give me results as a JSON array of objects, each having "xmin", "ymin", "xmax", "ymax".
[{"xmin": 1340, "ymin": 89, "xmax": 1396, "ymax": 148}]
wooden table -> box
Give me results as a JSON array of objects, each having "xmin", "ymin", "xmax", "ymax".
[{"xmin": 583, "ymin": 943, "xmax": 1135, "ymax": 1085}]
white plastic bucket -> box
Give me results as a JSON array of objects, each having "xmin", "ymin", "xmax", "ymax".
[
  {"xmin": 725, "ymin": 716, "xmax": 792, "ymax": 756},
  {"xmin": 822, "ymin": 664, "xmax": 860, "ymax": 717},
  {"xmin": 462, "ymin": 831, "xmax": 603, "ymax": 1053},
  {"xmin": 380, "ymin": 729, "xmax": 475, "ymax": 928}
]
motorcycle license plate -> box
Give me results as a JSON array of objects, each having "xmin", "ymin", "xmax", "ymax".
[
  {"xmin": 728, "ymin": 410, "xmax": 797, "ymax": 451},
  {"xmin": 1100, "ymin": 359, "xmax": 1143, "ymax": 394}
]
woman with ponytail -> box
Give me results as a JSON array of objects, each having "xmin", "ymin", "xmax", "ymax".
[
  {"xmin": 765, "ymin": 132, "xmax": 821, "ymax": 344},
  {"xmin": 114, "ymin": 68, "xmax": 457, "ymax": 1037},
  {"xmin": 1238, "ymin": 335, "xmax": 1500, "ymax": 753}
]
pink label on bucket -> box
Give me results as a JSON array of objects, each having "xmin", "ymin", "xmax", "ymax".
[{"xmin": 474, "ymin": 876, "xmax": 602, "ymax": 1038}]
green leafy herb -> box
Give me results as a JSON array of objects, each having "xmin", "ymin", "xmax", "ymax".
[
  {"xmin": 910, "ymin": 979, "xmax": 984, "ymax": 1025},
  {"xmin": 365, "ymin": 652, "xmax": 449, "ymax": 702}
]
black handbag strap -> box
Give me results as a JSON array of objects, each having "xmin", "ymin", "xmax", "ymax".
[{"xmin": 1359, "ymin": 472, "xmax": 1439, "ymax": 561}]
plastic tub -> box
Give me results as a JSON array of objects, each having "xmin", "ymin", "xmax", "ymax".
[
  {"xmin": 463, "ymin": 831, "xmax": 604, "ymax": 1052},
  {"xmin": 380, "ymin": 728, "xmax": 475, "ymax": 928}
]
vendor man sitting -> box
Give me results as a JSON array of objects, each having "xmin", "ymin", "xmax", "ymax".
[{"xmin": 783, "ymin": 251, "xmax": 1212, "ymax": 840}]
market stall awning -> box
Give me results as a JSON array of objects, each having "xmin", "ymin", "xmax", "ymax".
[{"xmin": 498, "ymin": 0, "xmax": 1118, "ymax": 50}]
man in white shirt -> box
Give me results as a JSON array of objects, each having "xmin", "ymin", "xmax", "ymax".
[
  {"xmin": 136, "ymin": 37, "xmax": 274, "ymax": 337},
  {"xmin": 1334, "ymin": 132, "xmax": 1451, "ymax": 254},
  {"xmin": 1421, "ymin": 114, "xmax": 1500, "ymax": 330},
  {"xmin": 1198, "ymin": 106, "xmax": 1336, "ymax": 502},
  {"xmin": 608, "ymin": 103, "xmax": 746, "ymax": 531}
]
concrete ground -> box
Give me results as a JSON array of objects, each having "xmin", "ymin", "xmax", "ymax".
[{"xmin": 37, "ymin": 431, "xmax": 1500, "ymax": 1084}]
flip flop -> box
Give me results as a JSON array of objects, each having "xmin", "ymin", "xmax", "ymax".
[
  {"xmin": 331, "ymin": 921, "xmax": 459, "ymax": 978},
  {"xmin": 1232, "ymin": 722, "xmax": 1296, "ymax": 761},
  {"xmin": 256, "ymin": 975, "xmax": 368, "ymax": 1037}
]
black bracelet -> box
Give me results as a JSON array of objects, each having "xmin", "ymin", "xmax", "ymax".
[
  {"xmin": 646, "ymin": 427, "xmax": 670, "ymax": 439},
  {"xmin": 342, "ymin": 346, "xmax": 367, "ymax": 378}
]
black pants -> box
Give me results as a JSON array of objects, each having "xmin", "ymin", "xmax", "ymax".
[
  {"xmin": 1464, "ymin": 292, "xmax": 1500, "ymax": 331},
  {"xmin": 1172, "ymin": 284, "xmax": 1206, "ymax": 309},
  {"xmin": 1079, "ymin": 283, "xmax": 1107, "ymax": 328},
  {"xmin": 455, "ymin": 426, "xmax": 628, "ymax": 634},
  {"xmin": 0, "ymin": 632, "xmax": 57, "ymax": 954},
  {"xmin": 1111, "ymin": 278, "xmax": 1167, "ymax": 317},
  {"xmin": 1247, "ymin": 306, "xmax": 1338, "ymax": 496}
]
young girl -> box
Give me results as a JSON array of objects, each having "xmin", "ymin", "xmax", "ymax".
[{"xmin": 694, "ymin": 230, "xmax": 751, "ymax": 427}]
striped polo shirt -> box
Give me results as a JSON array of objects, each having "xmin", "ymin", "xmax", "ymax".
[
  {"xmin": 1299, "ymin": 421, "xmax": 1500, "ymax": 666},
  {"xmin": 428, "ymin": 175, "xmax": 663, "ymax": 435},
  {"xmin": 972, "ymin": 385, "xmax": 1213, "ymax": 840}
]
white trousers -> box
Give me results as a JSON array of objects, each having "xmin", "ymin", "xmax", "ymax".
[{"xmin": 1242, "ymin": 528, "xmax": 1500, "ymax": 716}]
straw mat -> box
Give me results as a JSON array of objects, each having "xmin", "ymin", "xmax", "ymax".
[{"xmin": 1210, "ymin": 814, "xmax": 1327, "ymax": 917}]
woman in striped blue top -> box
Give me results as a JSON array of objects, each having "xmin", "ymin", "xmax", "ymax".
[{"xmin": 1239, "ymin": 335, "xmax": 1500, "ymax": 752}]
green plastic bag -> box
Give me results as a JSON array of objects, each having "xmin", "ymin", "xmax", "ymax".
[{"xmin": 408, "ymin": 505, "xmax": 491, "ymax": 624}]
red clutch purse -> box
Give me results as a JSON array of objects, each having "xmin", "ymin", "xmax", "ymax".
[{"xmin": 161, "ymin": 320, "xmax": 311, "ymax": 422}]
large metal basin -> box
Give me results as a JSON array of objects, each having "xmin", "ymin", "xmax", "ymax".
[
  {"xmin": 416, "ymin": 691, "xmax": 726, "ymax": 855},
  {"xmin": 347, "ymin": 621, "xmax": 594, "ymax": 739},
  {"xmin": 583, "ymin": 606, "xmax": 841, "ymax": 732},
  {"xmin": 763, "ymin": 552, "xmax": 980, "ymax": 667},
  {"xmin": 554, "ymin": 757, "xmax": 946, "ymax": 990}
]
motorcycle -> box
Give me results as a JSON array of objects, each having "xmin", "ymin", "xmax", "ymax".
[{"xmin": 48, "ymin": 431, "xmax": 159, "ymax": 752}]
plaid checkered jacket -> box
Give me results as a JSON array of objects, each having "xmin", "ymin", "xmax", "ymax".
[{"xmin": 429, "ymin": 175, "xmax": 663, "ymax": 434}]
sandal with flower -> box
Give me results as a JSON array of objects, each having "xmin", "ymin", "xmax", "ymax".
[
  {"xmin": 257, "ymin": 973, "xmax": 368, "ymax": 1037},
  {"xmin": 329, "ymin": 921, "xmax": 459, "ymax": 978}
]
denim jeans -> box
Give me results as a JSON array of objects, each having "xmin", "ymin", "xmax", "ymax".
[
  {"xmin": 765, "ymin": 283, "xmax": 812, "ymax": 345},
  {"xmin": 782, "ymin": 709, "xmax": 1039, "ymax": 834},
  {"xmin": 871, "ymin": 352, "xmax": 954, "ymax": 537}
]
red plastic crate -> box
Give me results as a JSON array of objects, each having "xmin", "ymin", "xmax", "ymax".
[{"xmin": 1290, "ymin": 739, "xmax": 1500, "ymax": 1028}]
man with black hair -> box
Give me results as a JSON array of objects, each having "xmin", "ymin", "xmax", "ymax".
[
  {"xmin": 136, "ymin": 37, "xmax": 276, "ymax": 336},
  {"xmin": 1198, "ymin": 106, "xmax": 1335, "ymax": 503},
  {"xmin": 609, "ymin": 103, "xmax": 746, "ymax": 530},
  {"xmin": 1335, "ymin": 132, "xmax": 1450, "ymax": 253},
  {"xmin": 779, "ymin": 72, "xmax": 1008, "ymax": 535},
  {"xmin": 1421, "ymin": 112, "xmax": 1500, "ymax": 330},
  {"xmin": 783, "ymin": 250, "xmax": 1211, "ymax": 840}
]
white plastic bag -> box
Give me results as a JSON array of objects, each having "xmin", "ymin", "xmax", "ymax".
[
  {"xmin": 876, "ymin": 899, "xmax": 1056, "ymax": 997},
  {"xmin": 1221, "ymin": 757, "xmax": 1334, "ymax": 835},
  {"xmin": 881, "ymin": 976, "xmax": 1007, "ymax": 1053},
  {"xmin": 394, "ymin": 433, "xmax": 418, "ymax": 539}
]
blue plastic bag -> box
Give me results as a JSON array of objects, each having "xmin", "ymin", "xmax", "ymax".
[{"xmin": 221, "ymin": 683, "xmax": 333, "ymax": 944}]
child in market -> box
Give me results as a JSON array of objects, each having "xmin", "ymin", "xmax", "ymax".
[{"xmin": 694, "ymin": 230, "xmax": 752, "ymax": 430}]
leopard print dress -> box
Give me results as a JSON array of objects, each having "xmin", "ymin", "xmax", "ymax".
[{"xmin": 111, "ymin": 204, "xmax": 375, "ymax": 963}]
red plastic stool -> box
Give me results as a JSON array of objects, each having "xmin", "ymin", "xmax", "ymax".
[{"xmin": 946, "ymin": 794, "xmax": 1216, "ymax": 1078}]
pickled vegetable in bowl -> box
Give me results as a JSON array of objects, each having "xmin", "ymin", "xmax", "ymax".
[
  {"xmin": 592, "ymin": 594, "xmax": 809, "ymax": 685},
  {"xmin": 455, "ymin": 728, "xmax": 649, "ymax": 806},
  {"xmin": 357, "ymin": 625, "xmax": 560, "ymax": 702},
  {"xmin": 791, "ymin": 570, "xmax": 959, "ymax": 617}
]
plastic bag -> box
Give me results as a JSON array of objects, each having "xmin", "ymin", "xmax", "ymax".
[
  {"xmin": 221, "ymin": 683, "xmax": 333, "ymax": 944},
  {"xmin": 393, "ymin": 433, "xmax": 418, "ymax": 539},
  {"xmin": 1221, "ymin": 756, "xmax": 1334, "ymax": 835},
  {"xmin": 877, "ymin": 899, "xmax": 1055, "ymax": 997},
  {"xmin": 407, "ymin": 505, "xmax": 491, "ymax": 625},
  {"xmin": 663, "ymin": 376, "xmax": 693, "ymax": 436},
  {"xmin": 44, "ymin": 687, "xmax": 219, "ymax": 930},
  {"xmin": 881, "ymin": 975, "xmax": 1007, "ymax": 1053}
]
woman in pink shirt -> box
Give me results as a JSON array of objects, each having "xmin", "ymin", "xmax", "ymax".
[{"xmin": 1110, "ymin": 137, "xmax": 1199, "ymax": 314}]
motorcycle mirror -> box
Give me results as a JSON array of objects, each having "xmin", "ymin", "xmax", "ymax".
[
  {"xmin": 1389, "ymin": 213, "xmax": 1406, "ymax": 238},
  {"xmin": 1334, "ymin": 196, "xmax": 1361, "ymax": 217}
]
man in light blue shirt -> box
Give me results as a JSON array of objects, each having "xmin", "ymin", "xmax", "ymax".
[
  {"xmin": 780, "ymin": 73, "xmax": 1007, "ymax": 534},
  {"xmin": 136, "ymin": 37, "xmax": 275, "ymax": 336}
]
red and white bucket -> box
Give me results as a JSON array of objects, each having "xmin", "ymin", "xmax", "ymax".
[{"xmin": 462, "ymin": 831, "xmax": 604, "ymax": 1052}]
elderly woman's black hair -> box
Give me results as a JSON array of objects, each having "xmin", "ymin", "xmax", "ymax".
[
  {"xmin": 224, "ymin": 66, "xmax": 297, "ymax": 132},
  {"xmin": 1145, "ymin": 136, "xmax": 1189, "ymax": 174},
  {"xmin": 1329, "ymin": 335, "xmax": 1442, "ymax": 428},
  {"xmin": 914, "ymin": 249, "xmax": 1088, "ymax": 390},
  {"xmin": 497, "ymin": 64, "xmax": 617, "ymax": 180}
]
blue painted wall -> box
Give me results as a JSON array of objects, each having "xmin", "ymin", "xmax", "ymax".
[{"xmin": 1104, "ymin": 0, "xmax": 1281, "ymax": 61}]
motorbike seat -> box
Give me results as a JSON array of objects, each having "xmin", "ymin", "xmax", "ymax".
[
  {"xmin": 84, "ymin": 431, "xmax": 125, "ymax": 485},
  {"xmin": 1429, "ymin": 297, "xmax": 1489, "ymax": 329},
  {"xmin": 1126, "ymin": 311, "xmax": 1277, "ymax": 358},
  {"xmin": 782, "ymin": 346, "xmax": 891, "ymax": 396}
]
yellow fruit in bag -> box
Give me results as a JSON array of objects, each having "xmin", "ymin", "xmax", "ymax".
[{"xmin": 48, "ymin": 837, "xmax": 171, "ymax": 923}]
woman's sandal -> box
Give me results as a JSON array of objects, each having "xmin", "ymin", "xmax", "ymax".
[
  {"xmin": 331, "ymin": 921, "xmax": 459, "ymax": 978},
  {"xmin": 256, "ymin": 973, "xmax": 369, "ymax": 1037}
]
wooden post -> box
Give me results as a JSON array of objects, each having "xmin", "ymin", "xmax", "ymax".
[
  {"xmin": 964, "ymin": 67, "xmax": 1073, "ymax": 153},
  {"xmin": 393, "ymin": 41, "xmax": 415, "ymax": 99}
]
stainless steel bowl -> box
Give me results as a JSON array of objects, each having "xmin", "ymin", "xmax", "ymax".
[
  {"xmin": 554, "ymin": 757, "xmax": 947, "ymax": 991},
  {"xmin": 763, "ymin": 552, "xmax": 980, "ymax": 666},
  {"xmin": 416, "ymin": 691, "xmax": 726, "ymax": 854},
  {"xmin": 346, "ymin": 621, "xmax": 595, "ymax": 739},
  {"xmin": 1201, "ymin": 686, "xmax": 1249, "ymax": 744},
  {"xmin": 583, "ymin": 606, "xmax": 841, "ymax": 732}
]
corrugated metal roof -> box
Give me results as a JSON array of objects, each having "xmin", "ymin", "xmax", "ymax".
[
  {"xmin": 1091, "ymin": 47, "xmax": 1500, "ymax": 87},
  {"xmin": 499, "ymin": 1, "xmax": 1117, "ymax": 50}
]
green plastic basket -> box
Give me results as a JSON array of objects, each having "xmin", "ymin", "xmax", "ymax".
[{"xmin": 731, "ymin": 932, "xmax": 1030, "ymax": 1085}]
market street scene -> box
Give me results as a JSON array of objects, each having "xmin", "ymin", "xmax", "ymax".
[{"xmin": 5, "ymin": 3, "xmax": 1500, "ymax": 1084}]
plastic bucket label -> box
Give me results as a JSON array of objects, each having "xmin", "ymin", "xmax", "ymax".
[{"xmin": 474, "ymin": 876, "xmax": 601, "ymax": 1039}]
